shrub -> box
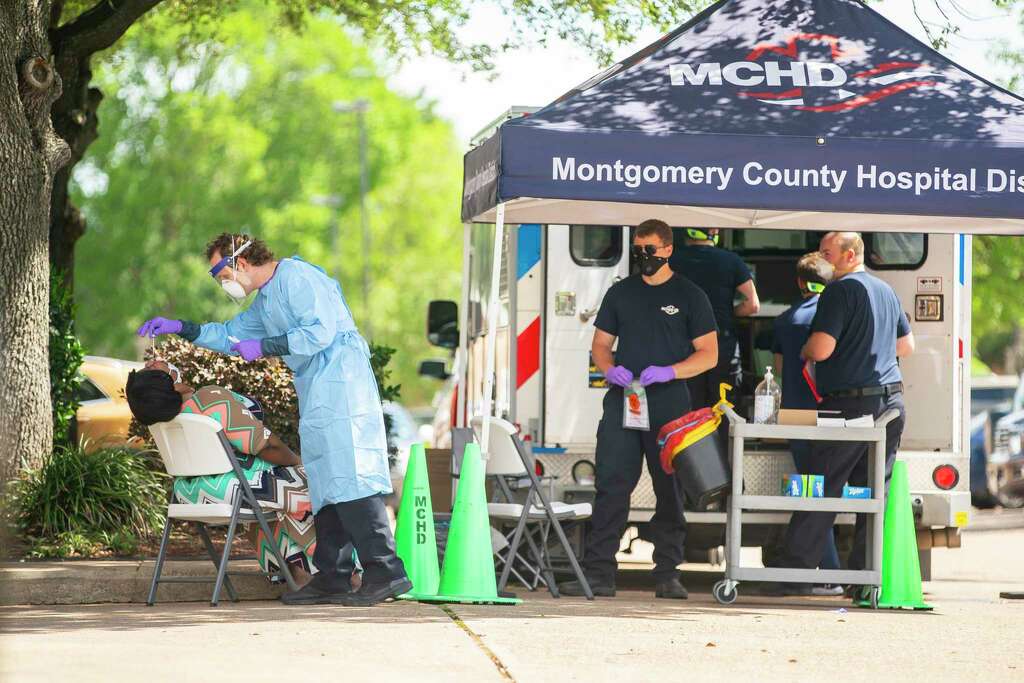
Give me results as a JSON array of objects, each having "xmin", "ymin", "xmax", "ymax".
[
  {"xmin": 130, "ymin": 337, "xmax": 300, "ymax": 447},
  {"xmin": 7, "ymin": 444, "xmax": 167, "ymax": 558},
  {"xmin": 371, "ymin": 344, "xmax": 401, "ymax": 403},
  {"xmin": 50, "ymin": 270, "xmax": 85, "ymax": 447},
  {"xmin": 129, "ymin": 337, "xmax": 403, "ymax": 463}
]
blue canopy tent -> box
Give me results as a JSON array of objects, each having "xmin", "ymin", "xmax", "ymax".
[
  {"xmin": 463, "ymin": 0, "xmax": 1024, "ymax": 233},
  {"xmin": 463, "ymin": 0, "xmax": 1024, "ymax": 444}
]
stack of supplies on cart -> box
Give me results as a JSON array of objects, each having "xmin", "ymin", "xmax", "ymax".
[
  {"xmin": 782, "ymin": 474, "xmax": 824, "ymax": 497},
  {"xmin": 777, "ymin": 409, "xmax": 874, "ymax": 427}
]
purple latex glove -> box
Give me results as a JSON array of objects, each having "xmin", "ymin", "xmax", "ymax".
[
  {"xmin": 640, "ymin": 365, "xmax": 676, "ymax": 387},
  {"xmin": 137, "ymin": 317, "xmax": 182, "ymax": 338},
  {"xmin": 231, "ymin": 339, "xmax": 264, "ymax": 362},
  {"xmin": 604, "ymin": 365, "xmax": 634, "ymax": 388}
]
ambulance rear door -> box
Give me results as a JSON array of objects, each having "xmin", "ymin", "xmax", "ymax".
[{"xmin": 543, "ymin": 225, "xmax": 630, "ymax": 446}]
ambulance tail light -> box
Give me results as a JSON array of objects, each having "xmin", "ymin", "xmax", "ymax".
[{"xmin": 932, "ymin": 464, "xmax": 959, "ymax": 490}]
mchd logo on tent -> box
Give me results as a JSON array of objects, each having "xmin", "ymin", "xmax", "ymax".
[{"xmin": 669, "ymin": 33, "xmax": 940, "ymax": 112}]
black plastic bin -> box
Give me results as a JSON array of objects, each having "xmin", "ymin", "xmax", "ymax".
[{"xmin": 672, "ymin": 431, "xmax": 731, "ymax": 510}]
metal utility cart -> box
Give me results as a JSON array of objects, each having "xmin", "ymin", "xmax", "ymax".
[{"xmin": 712, "ymin": 405, "xmax": 900, "ymax": 607}]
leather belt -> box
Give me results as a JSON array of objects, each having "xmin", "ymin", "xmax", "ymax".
[{"xmin": 825, "ymin": 382, "xmax": 904, "ymax": 400}]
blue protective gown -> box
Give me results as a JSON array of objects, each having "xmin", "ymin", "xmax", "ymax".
[{"xmin": 194, "ymin": 256, "xmax": 391, "ymax": 513}]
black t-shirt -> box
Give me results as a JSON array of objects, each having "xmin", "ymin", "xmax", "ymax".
[
  {"xmin": 669, "ymin": 245, "xmax": 753, "ymax": 335},
  {"xmin": 594, "ymin": 273, "xmax": 717, "ymax": 379},
  {"xmin": 811, "ymin": 271, "xmax": 911, "ymax": 395}
]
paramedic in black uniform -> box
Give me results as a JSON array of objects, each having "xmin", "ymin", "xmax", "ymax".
[
  {"xmin": 559, "ymin": 219, "xmax": 718, "ymax": 600},
  {"xmin": 670, "ymin": 228, "xmax": 760, "ymax": 411},
  {"xmin": 769, "ymin": 232, "xmax": 914, "ymax": 596}
]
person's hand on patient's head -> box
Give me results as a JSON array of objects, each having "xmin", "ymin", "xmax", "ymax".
[{"xmin": 138, "ymin": 317, "xmax": 182, "ymax": 338}]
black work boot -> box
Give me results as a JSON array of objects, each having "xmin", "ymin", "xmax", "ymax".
[
  {"xmin": 654, "ymin": 577, "xmax": 689, "ymax": 599},
  {"xmin": 558, "ymin": 577, "xmax": 616, "ymax": 597},
  {"xmin": 280, "ymin": 572, "xmax": 354, "ymax": 605},
  {"xmin": 339, "ymin": 576, "xmax": 414, "ymax": 606}
]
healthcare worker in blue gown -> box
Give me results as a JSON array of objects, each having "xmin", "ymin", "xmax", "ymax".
[{"xmin": 138, "ymin": 232, "xmax": 411, "ymax": 606}]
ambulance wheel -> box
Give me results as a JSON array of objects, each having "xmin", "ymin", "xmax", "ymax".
[
  {"xmin": 869, "ymin": 587, "xmax": 880, "ymax": 610},
  {"xmin": 713, "ymin": 580, "xmax": 737, "ymax": 605}
]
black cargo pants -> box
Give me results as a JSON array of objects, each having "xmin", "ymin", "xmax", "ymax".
[
  {"xmin": 782, "ymin": 391, "xmax": 906, "ymax": 572},
  {"xmin": 313, "ymin": 493, "xmax": 408, "ymax": 587},
  {"xmin": 582, "ymin": 383, "xmax": 689, "ymax": 585}
]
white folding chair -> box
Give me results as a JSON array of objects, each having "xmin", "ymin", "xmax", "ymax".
[
  {"xmin": 147, "ymin": 413, "xmax": 299, "ymax": 606},
  {"xmin": 472, "ymin": 417, "xmax": 594, "ymax": 600}
]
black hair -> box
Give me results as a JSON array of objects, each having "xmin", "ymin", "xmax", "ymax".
[{"xmin": 125, "ymin": 369, "xmax": 183, "ymax": 426}]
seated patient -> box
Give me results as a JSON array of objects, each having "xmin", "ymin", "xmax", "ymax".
[{"xmin": 126, "ymin": 359, "xmax": 316, "ymax": 586}]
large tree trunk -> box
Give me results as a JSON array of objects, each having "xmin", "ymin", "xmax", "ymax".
[{"xmin": 0, "ymin": 2, "xmax": 71, "ymax": 484}]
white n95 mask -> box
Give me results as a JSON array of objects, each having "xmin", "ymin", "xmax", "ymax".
[
  {"xmin": 165, "ymin": 362, "xmax": 182, "ymax": 384},
  {"xmin": 221, "ymin": 278, "xmax": 247, "ymax": 302}
]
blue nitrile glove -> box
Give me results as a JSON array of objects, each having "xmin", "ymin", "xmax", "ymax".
[
  {"xmin": 231, "ymin": 339, "xmax": 264, "ymax": 362},
  {"xmin": 605, "ymin": 365, "xmax": 634, "ymax": 388},
  {"xmin": 137, "ymin": 317, "xmax": 182, "ymax": 338},
  {"xmin": 640, "ymin": 365, "xmax": 676, "ymax": 387}
]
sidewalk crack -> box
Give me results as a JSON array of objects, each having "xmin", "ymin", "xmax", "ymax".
[{"xmin": 440, "ymin": 605, "xmax": 515, "ymax": 681}]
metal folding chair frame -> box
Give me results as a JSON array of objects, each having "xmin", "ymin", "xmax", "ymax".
[
  {"xmin": 491, "ymin": 435, "xmax": 594, "ymax": 600},
  {"xmin": 147, "ymin": 430, "xmax": 300, "ymax": 607}
]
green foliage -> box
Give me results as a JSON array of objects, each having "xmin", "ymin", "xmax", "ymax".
[
  {"xmin": 58, "ymin": 0, "xmax": 713, "ymax": 72},
  {"xmin": 128, "ymin": 336, "xmax": 402, "ymax": 455},
  {"xmin": 973, "ymin": 236, "xmax": 1024, "ymax": 371},
  {"xmin": 129, "ymin": 337, "xmax": 301, "ymax": 446},
  {"xmin": 371, "ymin": 344, "xmax": 401, "ymax": 404},
  {"xmin": 971, "ymin": 355, "xmax": 995, "ymax": 377},
  {"xmin": 7, "ymin": 444, "xmax": 167, "ymax": 558},
  {"xmin": 49, "ymin": 270, "xmax": 85, "ymax": 448},
  {"xmin": 72, "ymin": 4, "xmax": 461, "ymax": 404},
  {"xmin": 23, "ymin": 530, "xmax": 141, "ymax": 560}
]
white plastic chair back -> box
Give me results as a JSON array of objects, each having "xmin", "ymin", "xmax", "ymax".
[
  {"xmin": 149, "ymin": 413, "xmax": 233, "ymax": 477},
  {"xmin": 471, "ymin": 416, "xmax": 527, "ymax": 476}
]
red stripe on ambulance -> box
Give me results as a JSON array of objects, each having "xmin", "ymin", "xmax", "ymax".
[{"xmin": 517, "ymin": 317, "xmax": 541, "ymax": 388}]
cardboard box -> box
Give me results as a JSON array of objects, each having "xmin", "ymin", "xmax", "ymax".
[
  {"xmin": 425, "ymin": 448, "xmax": 453, "ymax": 512},
  {"xmin": 778, "ymin": 409, "xmax": 817, "ymax": 426}
]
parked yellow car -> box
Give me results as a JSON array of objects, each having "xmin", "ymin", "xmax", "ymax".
[{"xmin": 75, "ymin": 356, "xmax": 144, "ymax": 451}]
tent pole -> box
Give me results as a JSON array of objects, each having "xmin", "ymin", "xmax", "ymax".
[
  {"xmin": 480, "ymin": 203, "xmax": 506, "ymax": 458},
  {"xmin": 456, "ymin": 222, "xmax": 471, "ymax": 429}
]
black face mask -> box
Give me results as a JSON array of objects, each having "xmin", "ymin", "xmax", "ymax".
[{"xmin": 632, "ymin": 245, "xmax": 669, "ymax": 276}]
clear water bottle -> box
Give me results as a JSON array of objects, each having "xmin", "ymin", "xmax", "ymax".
[{"xmin": 753, "ymin": 366, "xmax": 781, "ymax": 424}]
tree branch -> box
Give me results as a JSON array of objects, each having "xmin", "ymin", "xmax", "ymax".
[{"xmin": 52, "ymin": 0, "xmax": 163, "ymax": 58}]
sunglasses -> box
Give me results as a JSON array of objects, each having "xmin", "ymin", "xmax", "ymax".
[{"xmin": 631, "ymin": 244, "xmax": 668, "ymax": 257}]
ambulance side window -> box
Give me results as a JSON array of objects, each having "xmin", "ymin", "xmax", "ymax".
[
  {"xmin": 865, "ymin": 233, "xmax": 927, "ymax": 270},
  {"xmin": 569, "ymin": 225, "xmax": 622, "ymax": 267}
]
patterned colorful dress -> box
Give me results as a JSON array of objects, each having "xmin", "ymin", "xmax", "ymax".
[{"xmin": 172, "ymin": 386, "xmax": 316, "ymax": 579}]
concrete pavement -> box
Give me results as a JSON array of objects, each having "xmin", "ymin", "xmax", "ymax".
[{"xmin": 2, "ymin": 525, "xmax": 1022, "ymax": 682}]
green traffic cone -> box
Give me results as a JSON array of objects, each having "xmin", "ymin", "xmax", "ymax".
[
  {"xmin": 862, "ymin": 460, "xmax": 933, "ymax": 610},
  {"xmin": 416, "ymin": 443, "xmax": 519, "ymax": 605},
  {"xmin": 394, "ymin": 444, "xmax": 440, "ymax": 599}
]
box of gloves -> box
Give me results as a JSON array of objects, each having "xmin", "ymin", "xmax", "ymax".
[
  {"xmin": 842, "ymin": 485, "xmax": 872, "ymax": 499},
  {"xmin": 782, "ymin": 474, "xmax": 824, "ymax": 497}
]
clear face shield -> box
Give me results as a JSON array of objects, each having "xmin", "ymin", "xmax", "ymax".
[{"xmin": 209, "ymin": 238, "xmax": 253, "ymax": 303}]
